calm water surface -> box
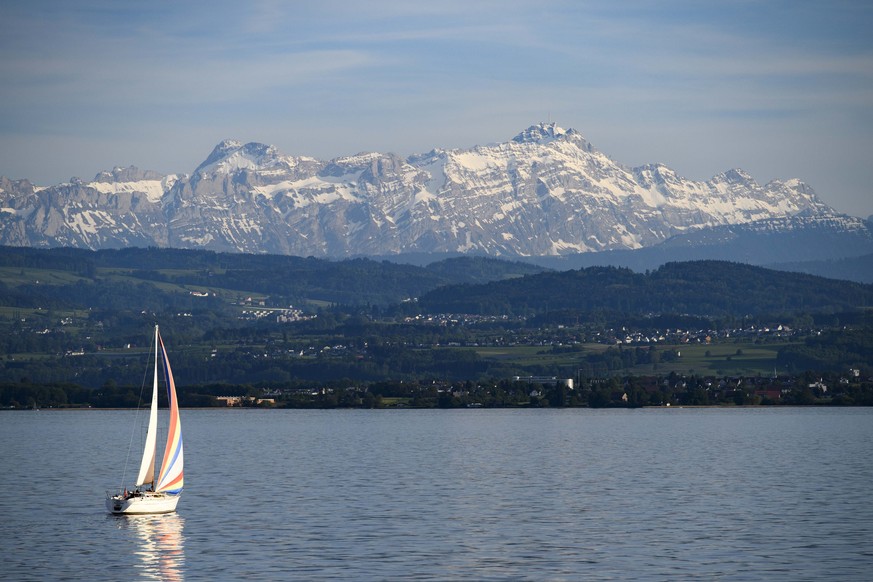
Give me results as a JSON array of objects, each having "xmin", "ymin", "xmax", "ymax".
[{"xmin": 2, "ymin": 407, "xmax": 872, "ymax": 580}]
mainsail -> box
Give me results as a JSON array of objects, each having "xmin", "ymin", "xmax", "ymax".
[
  {"xmin": 134, "ymin": 329, "xmax": 161, "ymax": 487},
  {"xmin": 155, "ymin": 332, "xmax": 184, "ymax": 494}
]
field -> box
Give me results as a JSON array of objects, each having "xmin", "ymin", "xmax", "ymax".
[
  {"xmin": 474, "ymin": 342, "xmax": 788, "ymax": 378},
  {"xmin": 632, "ymin": 343, "xmax": 785, "ymax": 376}
]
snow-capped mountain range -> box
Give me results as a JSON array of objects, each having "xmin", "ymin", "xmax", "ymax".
[{"xmin": 1, "ymin": 123, "xmax": 869, "ymax": 259}]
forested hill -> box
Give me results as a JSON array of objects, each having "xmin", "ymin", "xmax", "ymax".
[
  {"xmin": 771, "ymin": 253, "xmax": 873, "ymax": 285},
  {"xmin": 417, "ymin": 261, "xmax": 873, "ymax": 318},
  {"xmin": 2, "ymin": 246, "xmax": 870, "ymax": 319},
  {"xmin": 0, "ymin": 246, "xmax": 546, "ymax": 308}
]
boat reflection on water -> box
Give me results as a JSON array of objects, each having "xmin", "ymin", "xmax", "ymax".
[{"xmin": 114, "ymin": 513, "xmax": 185, "ymax": 580}]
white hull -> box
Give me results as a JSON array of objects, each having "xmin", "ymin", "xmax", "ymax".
[{"xmin": 106, "ymin": 491, "xmax": 181, "ymax": 515}]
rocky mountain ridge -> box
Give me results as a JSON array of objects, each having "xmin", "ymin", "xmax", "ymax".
[{"xmin": 0, "ymin": 123, "xmax": 861, "ymax": 258}]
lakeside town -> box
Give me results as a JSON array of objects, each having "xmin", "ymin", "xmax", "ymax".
[{"xmin": 4, "ymin": 309, "xmax": 871, "ymax": 409}]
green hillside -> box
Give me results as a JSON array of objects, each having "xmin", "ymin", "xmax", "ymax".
[{"xmin": 418, "ymin": 261, "xmax": 873, "ymax": 317}]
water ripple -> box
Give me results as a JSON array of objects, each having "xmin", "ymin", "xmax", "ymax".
[{"xmin": 2, "ymin": 408, "xmax": 873, "ymax": 580}]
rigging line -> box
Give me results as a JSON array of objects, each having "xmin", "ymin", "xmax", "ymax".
[{"xmin": 119, "ymin": 328, "xmax": 157, "ymax": 491}]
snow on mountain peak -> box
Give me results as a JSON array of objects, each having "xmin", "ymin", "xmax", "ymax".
[
  {"xmin": 196, "ymin": 140, "xmax": 243, "ymax": 172},
  {"xmin": 93, "ymin": 165, "xmax": 164, "ymax": 183},
  {"xmin": 512, "ymin": 122, "xmax": 571, "ymax": 143},
  {"xmin": 84, "ymin": 165, "xmax": 175, "ymax": 203},
  {"xmin": 511, "ymin": 123, "xmax": 593, "ymax": 154},
  {"xmin": 195, "ymin": 140, "xmax": 282, "ymax": 175},
  {"xmin": 716, "ymin": 168, "xmax": 756, "ymax": 185}
]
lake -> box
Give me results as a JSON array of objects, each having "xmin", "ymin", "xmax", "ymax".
[{"xmin": 2, "ymin": 407, "xmax": 872, "ymax": 580}]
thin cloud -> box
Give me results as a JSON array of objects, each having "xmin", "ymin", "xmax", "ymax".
[{"xmin": 1, "ymin": 49, "xmax": 381, "ymax": 108}]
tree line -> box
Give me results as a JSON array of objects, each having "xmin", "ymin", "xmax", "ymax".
[{"xmin": 5, "ymin": 370, "xmax": 873, "ymax": 409}]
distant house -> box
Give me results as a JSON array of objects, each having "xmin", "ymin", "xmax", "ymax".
[
  {"xmin": 216, "ymin": 396, "xmax": 275, "ymax": 407},
  {"xmin": 808, "ymin": 381, "xmax": 828, "ymax": 394},
  {"xmin": 513, "ymin": 376, "xmax": 574, "ymax": 389}
]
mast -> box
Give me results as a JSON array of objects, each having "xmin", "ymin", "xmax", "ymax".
[{"xmin": 135, "ymin": 325, "xmax": 160, "ymax": 488}]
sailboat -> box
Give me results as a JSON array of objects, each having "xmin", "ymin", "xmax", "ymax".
[{"xmin": 107, "ymin": 324, "xmax": 184, "ymax": 515}]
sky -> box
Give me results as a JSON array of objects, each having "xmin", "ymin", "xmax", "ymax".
[{"xmin": 1, "ymin": 0, "xmax": 872, "ymax": 218}]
